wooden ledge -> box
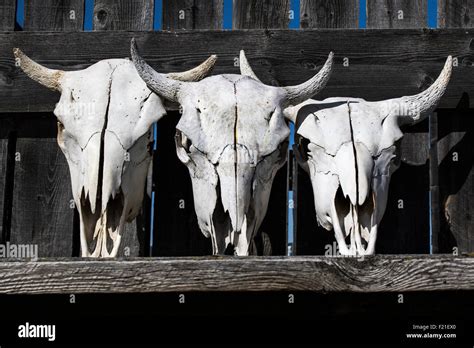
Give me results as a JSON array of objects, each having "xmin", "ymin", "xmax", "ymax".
[{"xmin": 0, "ymin": 255, "xmax": 472, "ymax": 294}]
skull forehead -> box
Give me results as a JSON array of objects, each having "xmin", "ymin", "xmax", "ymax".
[
  {"xmin": 178, "ymin": 74, "xmax": 288, "ymax": 162},
  {"xmin": 56, "ymin": 59, "xmax": 161, "ymax": 150},
  {"xmin": 298, "ymin": 99, "xmax": 402, "ymax": 156}
]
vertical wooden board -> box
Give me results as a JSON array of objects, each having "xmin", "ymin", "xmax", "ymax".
[
  {"xmin": 11, "ymin": 3, "xmax": 86, "ymax": 256},
  {"xmin": 233, "ymin": 0, "xmax": 290, "ymax": 29},
  {"xmin": 366, "ymin": 0, "xmax": 431, "ymax": 254},
  {"xmin": 437, "ymin": 0, "xmax": 474, "ymax": 253},
  {"xmin": 93, "ymin": 0, "xmax": 154, "ymax": 30},
  {"xmin": 300, "ymin": 0, "xmax": 359, "ymax": 28},
  {"xmin": 367, "ymin": 0, "xmax": 428, "ymax": 28},
  {"xmin": 438, "ymin": 0, "xmax": 474, "ymax": 28},
  {"xmin": 437, "ymin": 109, "xmax": 473, "ymax": 253},
  {"xmin": 0, "ymin": 137, "xmax": 7, "ymax": 239},
  {"xmin": 24, "ymin": 0, "xmax": 84, "ymax": 31},
  {"xmin": 0, "ymin": 0, "xmax": 16, "ymax": 31},
  {"xmin": 152, "ymin": 112, "xmax": 211, "ymax": 256},
  {"xmin": 377, "ymin": 124, "xmax": 431, "ymax": 254},
  {"xmin": 11, "ymin": 137, "xmax": 74, "ymax": 256},
  {"xmin": 163, "ymin": 0, "xmax": 223, "ymax": 30}
]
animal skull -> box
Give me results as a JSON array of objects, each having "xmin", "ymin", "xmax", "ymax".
[
  {"xmin": 131, "ymin": 39, "xmax": 334, "ymax": 255},
  {"xmin": 14, "ymin": 48, "xmax": 216, "ymax": 257},
  {"xmin": 283, "ymin": 57, "xmax": 453, "ymax": 256}
]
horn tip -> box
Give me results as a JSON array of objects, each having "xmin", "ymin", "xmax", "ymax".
[{"xmin": 13, "ymin": 47, "xmax": 23, "ymax": 58}]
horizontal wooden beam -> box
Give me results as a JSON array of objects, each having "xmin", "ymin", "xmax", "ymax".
[
  {"xmin": 0, "ymin": 255, "xmax": 472, "ymax": 294},
  {"xmin": 0, "ymin": 29, "xmax": 473, "ymax": 113}
]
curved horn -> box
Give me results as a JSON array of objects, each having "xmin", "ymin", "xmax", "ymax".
[
  {"xmin": 284, "ymin": 52, "xmax": 334, "ymax": 106},
  {"xmin": 167, "ymin": 55, "xmax": 217, "ymax": 82},
  {"xmin": 239, "ymin": 50, "xmax": 261, "ymax": 82},
  {"xmin": 131, "ymin": 38, "xmax": 183, "ymax": 102},
  {"xmin": 13, "ymin": 48, "xmax": 64, "ymax": 91},
  {"xmin": 387, "ymin": 56, "xmax": 453, "ymax": 123}
]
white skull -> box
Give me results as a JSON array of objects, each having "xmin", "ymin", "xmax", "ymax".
[
  {"xmin": 131, "ymin": 41, "xmax": 334, "ymax": 255},
  {"xmin": 285, "ymin": 57, "xmax": 453, "ymax": 256},
  {"xmin": 14, "ymin": 48, "xmax": 216, "ymax": 257}
]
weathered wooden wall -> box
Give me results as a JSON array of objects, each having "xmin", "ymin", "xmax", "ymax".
[
  {"xmin": 367, "ymin": 0, "xmax": 431, "ymax": 254},
  {"xmin": 437, "ymin": 0, "xmax": 474, "ymax": 253},
  {"xmin": 0, "ymin": 255, "xmax": 473, "ymax": 294},
  {"xmin": 0, "ymin": 0, "xmax": 472, "ymax": 257}
]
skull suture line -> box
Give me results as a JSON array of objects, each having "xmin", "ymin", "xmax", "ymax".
[
  {"xmin": 132, "ymin": 39, "xmax": 334, "ymax": 255},
  {"xmin": 14, "ymin": 48, "xmax": 216, "ymax": 257},
  {"xmin": 281, "ymin": 57, "xmax": 452, "ymax": 256}
]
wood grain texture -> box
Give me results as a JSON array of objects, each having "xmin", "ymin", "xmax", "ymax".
[
  {"xmin": 300, "ymin": 0, "xmax": 359, "ymax": 28},
  {"xmin": 438, "ymin": 0, "xmax": 474, "ymax": 28},
  {"xmin": 437, "ymin": 109, "xmax": 473, "ymax": 253},
  {"xmin": 436, "ymin": 2, "xmax": 473, "ymax": 254},
  {"xmin": 233, "ymin": 0, "xmax": 290, "ymax": 29},
  {"xmin": 24, "ymin": 0, "xmax": 84, "ymax": 31},
  {"xmin": 9, "ymin": 4, "xmax": 82, "ymax": 257},
  {"xmin": 93, "ymin": 0, "xmax": 154, "ymax": 30},
  {"xmin": 10, "ymin": 136, "xmax": 74, "ymax": 257},
  {"xmin": 367, "ymin": 0, "xmax": 428, "ymax": 28},
  {"xmin": 1, "ymin": 30, "xmax": 472, "ymax": 113},
  {"xmin": 0, "ymin": 255, "xmax": 472, "ymax": 294},
  {"xmin": 0, "ymin": 0, "xmax": 16, "ymax": 31},
  {"xmin": 0, "ymin": 138, "xmax": 7, "ymax": 239},
  {"xmin": 162, "ymin": 0, "xmax": 223, "ymax": 30}
]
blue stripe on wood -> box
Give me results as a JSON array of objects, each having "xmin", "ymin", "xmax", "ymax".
[
  {"xmin": 289, "ymin": 0, "xmax": 300, "ymax": 29},
  {"xmin": 428, "ymin": 0, "xmax": 437, "ymax": 254},
  {"xmin": 223, "ymin": 0, "xmax": 233, "ymax": 29},
  {"xmin": 84, "ymin": 0, "xmax": 94, "ymax": 31},
  {"xmin": 16, "ymin": 0, "xmax": 24, "ymax": 29},
  {"xmin": 427, "ymin": 0, "xmax": 437, "ymax": 28},
  {"xmin": 153, "ymin": 0, "xmax": 162, "ymax": 31},
  {"xmin": 359, "ymin": 0, "xmax": 366, "ymax": 28},
  {"xmin": 150, "ymin": 0, "xmax": 163, "ymax": 254}
]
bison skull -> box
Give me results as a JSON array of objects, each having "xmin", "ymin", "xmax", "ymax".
[
  {"xmin": 283, "ymin": 57, "xmax": 453, "ymax": 256},
  {"xmin": 131, "ymin": 39, "xmax": 334, "ymax": 255},
  {"xmin": 14, "ymin": 48, "xmax": 216, "ymax": 257}
]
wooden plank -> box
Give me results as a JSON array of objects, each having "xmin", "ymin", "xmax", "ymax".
[
  {"xmin": 4, "ymin": 115, "xmax": 73, "ymax": 256},
  {"xmin": 367, "ymin": 0, "xmax": 428, "ymax": 28},
  {"xmin": 300, "ymin": 0, "xmax": 359, "ymax": 28},
  {"xmin": 0, "ymin": 255, "xmax": 472, "ymax": 293},
  {"xmin": 0, "ymin": 0, "xmax": 16, "ymax": 31},
  {"xmin": 365, "ymin": 0, "xmax": 431, "ymax": 254},
  {"xmin": 10, "ymin": 133, "xmax": 75, "ymax": 257},
  {"xmin": 7, "ymin": 4, "xmax": 84, "ymax": 257},
  {"xmin": 437, "ymin": 109, "xmax": 473, "ymax": 253},
  {"xmin": 0, "ymin": 137, "xmax": 7, "ymax": 239},
  {"xmin": 438, "ymin": 0, "xmax": 474, "ymax": 28},
  {"xmin": 233, "ymin": 0, "xmax": 290, "ymax": 29},
  {"xmin": 162, "ymin": 0, "xmax": 223, "ymax": 30},
  {"xmin": 24, "ymin": 0, "xmax": 84, "ymax": 31},
  {"xmin": 1, "ymin": 30, "xmax": 472, "ymax": 113},
  {"xmin": 437, "ymin": 1, "xmax": 474, "ymax": 254},
  {"xmin": 93, "ymin": 0, "xmax": 154, "ymax": 31}
]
